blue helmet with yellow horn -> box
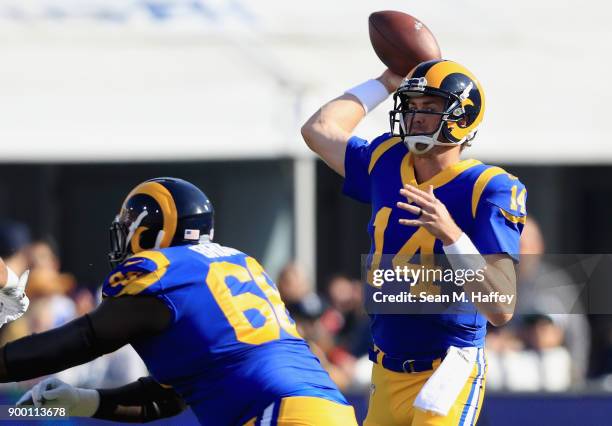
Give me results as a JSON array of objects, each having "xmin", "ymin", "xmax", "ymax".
[
  {"xmin": 390, "ymin": 59, "xmax": 485, "ymax": 154},
  {"xmin": 108, "ymin": 177, "xmax": 214, "ymax": 268}
]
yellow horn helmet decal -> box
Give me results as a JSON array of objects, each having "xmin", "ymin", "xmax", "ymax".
[
  {"xmin": 130, "ymin": 226, "xmax": 149, "ymax": 253},
  {"xmin": 424, "ymin": 61, "xmax": 485, "ymax": 142},
  {"xmin": 122, "ymin": 181, "xmax": 178, "ymax": 252}
]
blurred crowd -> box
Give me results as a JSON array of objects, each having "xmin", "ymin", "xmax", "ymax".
[
  {"xmin": 0, "ymin": 220, "xmax": 148, "ymax": 403},
  {"xmin": 277, "ymin": 263, "xmax": 371, "ymax": 392},
  {"xmin": 1, "ymin": 216, "xmax": 612, "ymax": 401},
  {"xmin": 486, "ymin": 217, "xmax": 590, "ymax": 392}
]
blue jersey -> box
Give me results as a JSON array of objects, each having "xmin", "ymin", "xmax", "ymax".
[
  {"xmin": 343, "ymin": 133, "xmax": 527, "ymax": 359},
  {"xmin": 102, "ymin": 243, "xmax": 346, "ymax": 426}
]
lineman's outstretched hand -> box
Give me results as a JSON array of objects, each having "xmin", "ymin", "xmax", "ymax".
[{"xmin": 0, "ymin": 270, "xmax": 30, "ymax": 327}]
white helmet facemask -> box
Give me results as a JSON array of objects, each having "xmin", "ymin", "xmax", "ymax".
[{"xmin": 399, "ymin": 111, "xmax": 460, "ymax": 155}]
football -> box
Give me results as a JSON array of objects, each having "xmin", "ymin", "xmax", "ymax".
[{"xmin": 369, "ymin": 10, "xmax": 441, "ymax": 76}]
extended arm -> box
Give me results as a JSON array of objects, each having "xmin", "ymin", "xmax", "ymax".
[
  {"xmin": 0, "ymin": 295, "xmax": 172, "ymax": 382},
  {"xmin": 17, "ymin": 376, "xmax": 186, "ymax": 422},
  {"xmin": 301, "ymin": 70, "xmax": 402, "ymax": 176}
]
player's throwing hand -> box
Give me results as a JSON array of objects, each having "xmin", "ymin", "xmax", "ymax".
[{"xmin": 397, "ymin": 184, "xmax": 463, "ymax": 246}]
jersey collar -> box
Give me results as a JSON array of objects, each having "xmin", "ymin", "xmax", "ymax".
[{"xmin": 400, "ymin": 152, "xmax": 481, "ymax": 190}]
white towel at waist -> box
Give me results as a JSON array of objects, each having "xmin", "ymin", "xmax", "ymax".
[{"xmin": 414, "ymin": 346, "xmax": 479, "ymax": 416}]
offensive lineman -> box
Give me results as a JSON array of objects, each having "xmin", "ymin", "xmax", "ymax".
[{"xmin": 7, "ymin": 177, "xmax": 358, "ymax": 426}]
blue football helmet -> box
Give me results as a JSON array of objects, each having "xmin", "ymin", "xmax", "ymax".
[{"xmin": 109, "ymin": 177, "xmax": 214, "ymax": 267}]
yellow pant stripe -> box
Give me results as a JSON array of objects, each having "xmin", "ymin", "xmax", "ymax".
[{"xmin": 458, "ymin": 349, "xmax": 486, "ymax": 426}]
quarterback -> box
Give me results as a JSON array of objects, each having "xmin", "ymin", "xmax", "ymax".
[
  {"xmin": 302, "ymin": 60, "xmax": 526, "ymax": 425},
  {"xmin": 3, "ymin": 177, "xmax": 357, "ymax": 426}
]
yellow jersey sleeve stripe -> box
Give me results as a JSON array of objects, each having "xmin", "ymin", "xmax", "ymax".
[
  {"xmin": 368, "ymin": 137, "xmax": 402, "ymax": 174},
  {"xmin": 115, "ymin": 251, "xmax": 171, "ymax": 296},
  {"xmin": 471, "ymin": 167, "xmax": 506, "ymax": 218},
  {"xmin": 500, "ymin": 208, "xmax": 526, "ymax": 224},
  {"xmin": 117, "ymin": 266, "xmax": 168, "ymax": 296}
]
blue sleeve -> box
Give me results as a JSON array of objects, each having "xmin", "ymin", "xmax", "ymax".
[
  {"xmin": 342, "ymin": 135, "xmax": 373, "ymax": 203},
  {"xmin": 471, "ymin": 175, "xmax": 527, "ymax": 261}
]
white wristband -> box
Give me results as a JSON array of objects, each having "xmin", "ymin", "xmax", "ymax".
[
  {"xmin": 345, "ymin": 79, "xmax": 390, "ymax": 114},
  {"xmin": 442, "ymin": 233, "xmax": 486, "ymax": 272},
  {"xmin": 4, "ymin": 266, "xmax": 20, "ymax": 290}
]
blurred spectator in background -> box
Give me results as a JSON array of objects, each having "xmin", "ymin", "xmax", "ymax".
[
  {"xmin": 0, "ymin": 230, "xmax": 147, "ymax": 399},
  {"xmin": 486, "ymin": 217, "xmax": 589, "ymax": 391},
  {"xmin": 319, "ymin": 275, "xmax": 370, "ymax": 358},
  {"xmin": 277, "ymin": 262, "xmax": 358, "ymax": 390},
  {"xmin": 0, "ymin": 237, "xmax": 77, "ymax": 343},
  {"xmin": 26, "ymin": 238, "xmax": 76, "ymax": 298},
  {"xmin": 319, "ymin": 275, "xmax": 372, "ymax": 391},
  {"xmin": 277, "ymin": 263, "xmax": 374, "ymax": 392},
  {"xmin": 289, "ymin": 297, "xmax": 354, "ymax": 390},
  {"xmin": 487, "ymin": 313, "xmax": 572, "ymax": 392},
  {"xmin": 73, "ymin": 287, "xmax": 96, "ymax": 316},
  {"xmin": 0, "ymin": 220, "xmax": 31, "ymax": 280},
  {"xmin": 277, "ymin": 262, "xmax": 323, "ymax": 319}
]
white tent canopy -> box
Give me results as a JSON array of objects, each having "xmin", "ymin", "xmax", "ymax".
[{"xmin": 0, "ymin": 0, "xmax": 608, "ymax": 163}]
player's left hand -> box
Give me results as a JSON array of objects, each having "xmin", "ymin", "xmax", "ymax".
[
  {"xmin": 16, "ymin": 377, "xmax": 100, "ymax": 417},
  {"xmin": 397, "ymin": 184, "xmax": 463, "ymax": 245},
  {"xmin": 0, "ymin": 270, "xmax": 30, "ymax": 328}
]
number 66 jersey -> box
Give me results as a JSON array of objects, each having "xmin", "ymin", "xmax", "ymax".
[{"xmin": 102, "ymin": 243, "xmax": 350, "ymax": 426}]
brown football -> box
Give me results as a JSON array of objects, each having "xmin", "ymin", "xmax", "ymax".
[{"xmin": 369, "ymin": 11, "xmax": 441, "ymax": 76}]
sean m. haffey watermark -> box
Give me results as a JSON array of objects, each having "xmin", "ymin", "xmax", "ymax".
[{"xmin": 370, "ymin": 264, "xmax": 515, "ymax": 305}]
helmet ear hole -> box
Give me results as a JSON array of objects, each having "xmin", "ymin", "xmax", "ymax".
[{"xmin": 452, "ymin": 107, "xmax": 464, "ymax": 117}]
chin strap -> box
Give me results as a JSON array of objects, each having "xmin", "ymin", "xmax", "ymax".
[
  {"xmin": 402, "ymin": 125, "xmax": 474, "ymax": 154},
  {"xmin": 398, "ymin": 104, "xmax": 477, "ymax": 154},
  {"xmin": 403, "ymin": 135, "xmax": 462, "ymax": 155}
]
